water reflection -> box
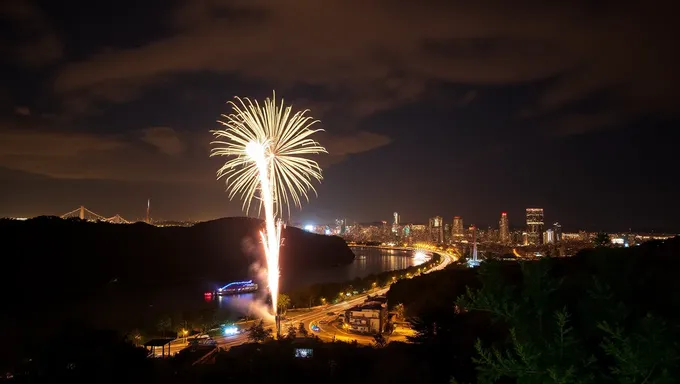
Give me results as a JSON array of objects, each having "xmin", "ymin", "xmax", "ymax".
[
  {"xmin": 215, "ymin": 293, "xmax": 255, "ymax": 309},
  {"xmin": 86, "ymin": 247, "xmax": 426, "ymax": 330},
  {"xmin": 280, "ymin": 247, "xmax": 426, "ymax": 290}
]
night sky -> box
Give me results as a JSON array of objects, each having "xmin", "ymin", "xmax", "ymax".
[{"xmin": 1, "ymin": 0, "xmax": 678, "ymax": 231}]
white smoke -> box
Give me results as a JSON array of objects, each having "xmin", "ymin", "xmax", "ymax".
[
  {"xmin": 230, "ymin": 296, "xmax": 275, "ymax": 323},
  {"xmin": 249, "ymin": 261, "xmax": 268, "ymax": 286},
  {"xmin": 241, "ymin": 236, "xmax": 259, "ymax": 257},
  {"xmin": 223, "ymin": 236, "xmax": 273, "ymax": 323}
]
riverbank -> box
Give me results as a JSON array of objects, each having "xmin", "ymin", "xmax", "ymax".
[
  {"xmin": 135, "ymin": 248, "xmax": 441, "ymax": 343},
  {"xmin": 284, "ymin": 249, "xmax": 440, "ymax": 309}
]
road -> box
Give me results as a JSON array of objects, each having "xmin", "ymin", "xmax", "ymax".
[{"xmin": 161, "ymin": 246, "xmax": 457, "ymax": 355}]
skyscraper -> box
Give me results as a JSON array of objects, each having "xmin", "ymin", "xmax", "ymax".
[
  {"xmin": 452, "ymin": 216, "xmax": 464, "ymax": 240},
  {"xmin": 544, "ymin": 228, "xmax": 555, "ymax": 244},
  {"xmin": 553, "ymin": 222, "xmax": 562, "ymax": 243},
  {"xmin": 499, "ymin": 212, "xmax": 510, "ymax": 244},
  {"xmin": 526, "ymin": 208, "xmax": 544, "ymax": 245},
  {"xmin": 429, "ymin": 216, "xmax": 444, "ymax": 244},
  {"xmin": 444, "ymin": 223, "xmax": 451, "ymax": 243}
]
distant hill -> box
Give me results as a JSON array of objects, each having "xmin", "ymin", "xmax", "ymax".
[{"xmin": 0, "ymin": 216, "xmax": 355, "ymax": 300}]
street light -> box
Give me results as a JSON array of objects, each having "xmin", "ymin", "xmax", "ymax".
[{"xmin": 182, "ymin": 329, "xmax": 188, "ymax": 343}]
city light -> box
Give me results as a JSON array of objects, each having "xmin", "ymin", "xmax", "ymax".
[
  {"xmin": 413, "ymin": 251, "xmax": 428, "ymax": 262},
  {"xmin": 223, "ymin": 326, "xmax": 239, "ymax": 336},
  {"xmin": 211, "ymin": 92, "xmax": 326, "ymax": 317},
  {"xmin": 304, "ymin": 224, "xmax": 314, "ymax": 232}
]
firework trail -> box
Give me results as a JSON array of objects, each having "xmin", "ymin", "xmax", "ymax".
[{"xmin": 211, "ymin": 92, "xmax": 326, "ymax": 315}]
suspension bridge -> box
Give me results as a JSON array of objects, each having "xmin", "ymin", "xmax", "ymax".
[{"xmin": 60, "ymin": 206, "xmax": 134, "ymax": 224}]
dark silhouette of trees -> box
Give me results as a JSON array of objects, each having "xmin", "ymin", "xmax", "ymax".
[
  {"xmin": 246, "ymin": 320, "xmax": 273, "ymax": 343},
  {"xmin": 373, "ymin": 333, "xmax": 387, "ymax": 348},
  {"xmin": 456, "ymin": 258, "xmax": 680, "ymax": 383},
  {"xmin": 0, "ymin": 216, "xmax": 355, "ymax": 305},
  {"xmin": 156, "ymin": 316, "xmax": 171, "ymax": 338},
  {"xmin": 297, "ymin": 321, "xmax": 309, "ymax": 338},
  {"xmin": 8, "ymin": 324, "xmax": 151, "ymax": 382},
  {"xmin": 285, "ymin": 324, "xmax": 297, "ymax": 339},
  {"xmin": 394, "ymin": 303, "xmax": 405, "ymax": 320}
]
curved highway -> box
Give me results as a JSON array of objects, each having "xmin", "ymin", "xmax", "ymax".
[{"xmin": 160, "ymin": 247, "xmax": 457, "ymax": 355}]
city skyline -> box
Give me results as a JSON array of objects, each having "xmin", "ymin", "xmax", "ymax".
[
  {"xmin": 24, "ymin": 203, "xmax": 677, "ymax": 233},
  {"xmin": 1, "ymin": 0, "xmax": 678, "ymax": 231}
]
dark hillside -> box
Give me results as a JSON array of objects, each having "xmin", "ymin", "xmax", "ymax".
[{"xmin": 0, "ymin": 216, "xmax": 354, "ymax": 300}]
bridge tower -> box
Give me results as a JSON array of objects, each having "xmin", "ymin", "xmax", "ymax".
[
  {"xmin": 146, "ymin": 199, "xmax": 150, "ymax": 224},
  {"xmin": 79, "ymin": 206, "xmax": 85, "ymax": 220}
]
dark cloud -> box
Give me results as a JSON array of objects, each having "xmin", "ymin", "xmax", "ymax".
[
  {"xmin": 1, "ymin": 0, "xmax": 678, "ymax": 226},
  {"xmin": 46, "ymin": 0, "xmax": 678, "ymax": 136},
  {"xmin": 141, "ymin": 127, "xmax": 185, "ymax": 156},
  {"xmin": 319, "ymin": 131, "xmax": 392, "ymax": 167},
  {"xmin": 0, "ymin": 118, "xmax": 387, "ymax": 182},
  {"xmin": 14, "ymin": 106, "xmax": 30, "ymax": 116},
  {"xmin": 0, "ymin": 0, "xmax": 62, "ymax": 66}
]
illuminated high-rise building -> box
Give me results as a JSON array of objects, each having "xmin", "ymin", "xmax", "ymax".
[
  {"xmin": 553, "ymin": 222, "xmax": 562, "ymax": 243},
  {"xmin": 544, "ymin": 228, "xmax": 555, "ymax": 244},
  {"xmin": 428, "ymin": 216, "xmax": 444, "ymax": 244},
  {"xmin": 452, "ymin": 216, "xmax": 464, "ymax": 240},
  {"xmin": 499, "ymin": 212, "xmax": 510, "ymax": 244},
  {"xmin": 526, "ymin": 208, "xmax": 544, "ymax": 245}
]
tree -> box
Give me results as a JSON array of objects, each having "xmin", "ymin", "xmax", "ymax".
[
  {"xmin": 373, "ymin": 332, "xmax": 387, "ymax": 348},
  {"xmin": 394, "ymin": 303, "xmax": 405, "ymax": 320},
  {"xmin": 246, "ymin": 320, "xmax": 273, "ymax": 343},
  {"xmin": 197, "ymin": 308, "xmax": 217, "ymax": 332},
  {"xmin": 156, "ymin": 316, "xmax": 171, "ymax": 338},
  {"xmin": 278, "ymin": 293, "xmax": 291, "ymax": 315},
  {"xmin": 594, "ymin": 232, "xmax": 610, "ymax": 247},
  {"xmin": 297, "ymin": 321, "xmax": 309, "ymax": 338},
  {"xmin": 455, "ymin": 259, "xmax": 680, "ymax": 384},
  {"xmin": 286, "ymin": 324, "xmax": 297, "ymax": 339},
  {"xmin": 127, "ymin": 329, "xmax": 144, "ymax": 346}
]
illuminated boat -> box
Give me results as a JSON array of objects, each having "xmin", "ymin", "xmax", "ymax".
[{"xmin": 215, "ymin": 280, "xmax": 259, "ymax": 295}]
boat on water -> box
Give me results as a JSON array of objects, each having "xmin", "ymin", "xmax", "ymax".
[{"xmin": 215, "ymin": 280, "xmax": 259, "ymax": 296}]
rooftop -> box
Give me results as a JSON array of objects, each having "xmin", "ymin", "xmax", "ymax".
[
  {"xmin": 143, "ymin": 338, "xmax": 175, "ymax": 347},
  {"xmin": 349, "ymin": 302, "xmax": 384, "ymax": 311}
]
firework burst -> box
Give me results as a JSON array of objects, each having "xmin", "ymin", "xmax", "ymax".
[{"xmin": 211, "ymin": 92, "xmax": 326, "ymax": 315}]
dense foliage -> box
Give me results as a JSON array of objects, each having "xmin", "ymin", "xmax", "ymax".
[{"xmin": 456, "ymin": 259, "xmax": 679, "ymax": 383}]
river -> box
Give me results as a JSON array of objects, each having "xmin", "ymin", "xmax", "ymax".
[{"xmin": 80, "ymin": 247, "xmax": 426, "ymax": 331}]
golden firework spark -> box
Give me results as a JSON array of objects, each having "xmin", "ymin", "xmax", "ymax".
[
  {"xmin": 211, "ymin": 93, "xmax": 326, "ymax": 218},
  {"xmin": 210, "ymin": 92, "xmax": 327, "ymax": 315}
]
